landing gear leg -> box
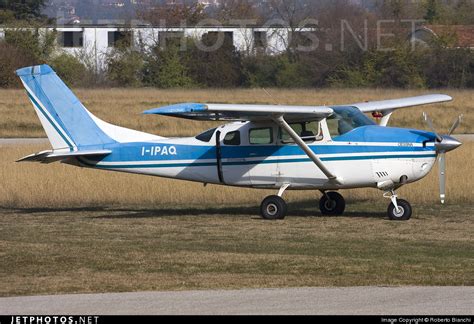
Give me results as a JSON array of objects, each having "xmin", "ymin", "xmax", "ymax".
[
  {"xmin": 260, "ymin": 184, "xmax": 290, "ymax": 220},
  {"xmin": 385, "ymin": 190, "xmax": 412, "ymax": 221}
]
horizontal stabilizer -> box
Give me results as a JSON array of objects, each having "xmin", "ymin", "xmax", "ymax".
[{"xmin": 17, "ymin": 150, "xmax": 112, "ymax": 164}]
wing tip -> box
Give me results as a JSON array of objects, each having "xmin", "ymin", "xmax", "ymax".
[{"xmin": 437, "ymin": 94, "xmax": 453, "ymax": 102}]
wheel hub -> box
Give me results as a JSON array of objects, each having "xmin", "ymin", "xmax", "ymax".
[
  {"xmin": 266, "ymin": 203, "xmax": 278, "ymax": 216},
  {"xmin": 393, "ymin": 206, "xmax": 405, "ymax": 217},
  {"xmin": 324, "ymin": 200, "xmax": 336, "ymax": 210}
]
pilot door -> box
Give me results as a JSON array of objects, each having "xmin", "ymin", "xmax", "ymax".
[
  {"xmin": 245, "ymin": 125, "xmax": 279, "ymax": 187},
  {"xmin": 215, "ymin": 128, "xmax": 253, "ymax": 186}
]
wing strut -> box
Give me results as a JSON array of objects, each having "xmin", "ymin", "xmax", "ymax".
[{"xmin": 273, "ymin": 116, "xmax": 341, "ymax": 185}]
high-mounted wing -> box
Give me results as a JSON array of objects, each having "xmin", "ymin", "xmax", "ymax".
[
  {"xmin": 143, "ymin": 103, "xmax": 334, "ymax": 122},
  {"xmin": 144, "ymin": 95, "xmax": 451, "ymax": 122},
  {"xmin": 341, "ymin": 94, "xmax": 452, "ymax": 113}
]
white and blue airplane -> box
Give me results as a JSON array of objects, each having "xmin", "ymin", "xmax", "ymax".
[{"xmin": 16, "ymin": 65, "xmax": 463, "ymax": 220}]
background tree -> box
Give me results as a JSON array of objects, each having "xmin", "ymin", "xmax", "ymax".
[
  {"xmin": 138, "ymin": 0, "xmax": 206, "ymax": 26},
  {"xmin": 4, "ymin": 27, "xmax": 56, "ymax": 62},
  {"xmin": 373, "ymin": 0, "xmax": 422, "ymax": 22},
  {"xmin": 262, "ymin": 0, "xmax": 316, "ymax": 62},
  {"xmin": 185, "ymin": 32, "xmax": 243, "ymax": 87},
  {"xmin": 106, "ymin": 42, "xmax": 144, "ymax": 87},
  {"xmin": 0, "ymin": 0, "xmax": 46, "ymax": 20},
  {"xmin": 213, "ymin": 0, "xmax": 261, "ymax": 24},
  {"xmin": 49, "ymin": 53, "xmax": 88, "ymax": 87},
  {"xmin": 0, "ymin": 41, "xmax": 34, "ymax": 87},
  {"xmin": 143, "ymin": 41, "xmax": 195, "ymax": 88},
  {"xmin": 424, "ymin": 0, "xmax": 440, "ymax": 23},
  {"xmin": 453, "ymin": 0, "xmax": 474, "ymax": 24},
  {"xmin": 328, "ymin": 44, "xmax": 426, "ymax": 89}
]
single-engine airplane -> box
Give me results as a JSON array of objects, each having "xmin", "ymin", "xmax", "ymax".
[{"xmin": 16, "ymin": 65, "xmax": 463, "ymax": 220}]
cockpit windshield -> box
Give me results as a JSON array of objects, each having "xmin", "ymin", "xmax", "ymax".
[
  {"xmin": 327, "ymin": 106, "xmax": 376, "ymax": 136},
  {"xmin": 195, "ymin": 128, "xmax": 217, "ymax": 142}
]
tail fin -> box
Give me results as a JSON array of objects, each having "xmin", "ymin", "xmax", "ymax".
[
  {"xmin": 16, "ymin": 65, "xmax": 115, "ymax": 150},
  {"xmin": 17, "ymin": 65, "xmax": 117, "ymax": 150},
  {"xmin": 17, "ymin": 65, "xmax": 165, "ymax": 150}
]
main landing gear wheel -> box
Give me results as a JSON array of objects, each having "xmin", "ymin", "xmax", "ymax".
[
  {"xmin": 387, "ymin": 199, "xmax": 412, "ymax": 221},
  {"xmin": 260, "ymin": 195, "xmax": 288, "ymax": 220},
  {"xmin": 319, "ymin": 192, "xmax": 346, "ymax": 216}
]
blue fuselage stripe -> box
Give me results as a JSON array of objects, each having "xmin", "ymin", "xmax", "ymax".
[{"xmin": 84, "ymin": 154, "xmax": 437, "ymax": 169}]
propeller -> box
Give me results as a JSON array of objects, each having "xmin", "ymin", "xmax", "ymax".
[{"xmin": 423, "ymin": 113, "xmax": 463, "ymax": 204}]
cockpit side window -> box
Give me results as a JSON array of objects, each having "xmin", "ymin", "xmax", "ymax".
[
  {"xmin": 195, "ymin": 128, "xmax": 217, "ymax": 142},
  {"xmin": 279, "ymin": 121, "xmax": 322, "ymax": 144},
  {"xmin": 224, "ymin": 131, "xmax": 241, "ymax": 146}
]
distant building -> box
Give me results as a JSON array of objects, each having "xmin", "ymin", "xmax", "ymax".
[
  {"xmin": 101, "ymin": 0, "xmax": 127, "ymax": 8},
  {"xmin": 197, "ymin": 0, "xmax": 220, "ymax": 8},
  {"xmin": 410, "ymin": 25, "xmax": 474, "ymax": 49},
  {"xmin": 0, "ymin": 24, "xmax": 307, "ymax": 69}
]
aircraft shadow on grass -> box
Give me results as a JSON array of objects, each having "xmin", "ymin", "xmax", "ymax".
[{"xmin": 7, "ymin": 200, "xmax": 386, "ymax": 219}]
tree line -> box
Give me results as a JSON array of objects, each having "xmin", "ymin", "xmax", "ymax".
[{"xmin": 0, "ymin": 0, "xmax": 473, "ymax": 89}]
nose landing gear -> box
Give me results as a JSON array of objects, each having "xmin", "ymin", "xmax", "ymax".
[{"xmin": 385, "ymin": 190, "xmax": 412, "ymax": 221}]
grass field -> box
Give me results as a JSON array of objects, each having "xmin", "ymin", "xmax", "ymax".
[
  {"xmin": 0, "ymin": 88, "xmax": 473, "ymax": 138},
  {"xmin": 0, "ymin": 202, "xmax": 473, "ymax": 297}
]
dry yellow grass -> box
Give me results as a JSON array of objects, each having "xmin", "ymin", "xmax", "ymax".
[
  {"xmin": 0, "ymin": 142, "xmax": 472, "ymax": 209},
  {"xmin": 0, "ymin": 88, "xmax": 472, "ymax": 138}
]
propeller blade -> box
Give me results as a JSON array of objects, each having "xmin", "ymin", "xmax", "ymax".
[
  {"xmin": 439, "ymin": 153, "xmax": 446, "ymax": 204},
  {"xmin": 423, "ymin": 112, "xmax": 443, "ymax": 142},
  {"xmin": 448, "ymin": 115, "xmax": 463, "ymax": 136}
]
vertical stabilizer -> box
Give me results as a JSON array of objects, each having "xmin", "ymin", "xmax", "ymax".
[{"xmin": 16, "ymin": 65, "xmax": 115, "ymax": 150}]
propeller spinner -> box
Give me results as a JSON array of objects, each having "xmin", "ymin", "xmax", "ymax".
[{"xmin": 423, "ymin": 113, "xmax": 463, "ymax": 204}]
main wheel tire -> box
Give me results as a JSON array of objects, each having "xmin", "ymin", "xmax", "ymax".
[
  {"xmin": 260, "ymin": 195, "xmax": 288, "ymax": 220},
  {"xmin": 319, "ymin": 192, "xmax": 346, "ymax": 216},
  {"xmin": 387, "ymin": 199, "xmax": 412, "ymax": 221}
]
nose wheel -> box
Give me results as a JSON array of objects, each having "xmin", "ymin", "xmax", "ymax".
[
  {"xmin": 387, "ymin": 199, "xmax": 412, "ymax": 221},
  {"xmin": 385, "ymin": 191, "xmax": 412, "ymax": 221}
]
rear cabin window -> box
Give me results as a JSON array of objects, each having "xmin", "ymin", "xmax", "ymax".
[
  {"xmin": 224, "ymin": 131, "xmax": 241, "ymax": 146},
  {"xmin": 250, "ymin": 128, "xmax": 273, "ymax": 145}
]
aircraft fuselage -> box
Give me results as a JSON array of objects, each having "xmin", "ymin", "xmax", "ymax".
[{"xmin": 75, "ymin": 122, "xmax": 438, "ymax": 191}]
